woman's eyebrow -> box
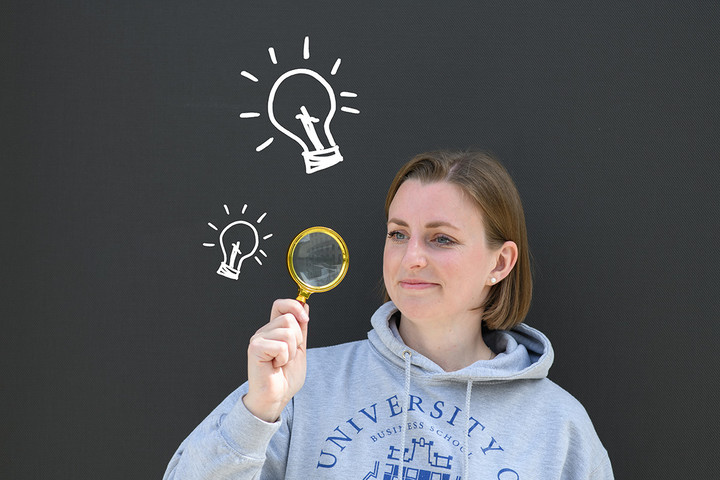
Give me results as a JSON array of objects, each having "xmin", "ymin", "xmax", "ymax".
[
  {"xmin": 387, "ymin": 218, "xmax": 408, "ymax": 226},
  {"xmin": 387, "ymin": 218, "xmax": 459, "ymax": 230},
  {"xmin": 425, "ymin": 221, "xmax": 460, "ymax": 230}
]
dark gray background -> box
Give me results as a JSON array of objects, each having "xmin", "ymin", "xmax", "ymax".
[{"xmin": 3, "ymin": 1, "xmax": 718, "ymax": 478}]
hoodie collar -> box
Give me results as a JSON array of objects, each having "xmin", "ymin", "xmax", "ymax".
[{"xmin": 367, "ymin": 301, "xmax": 554, "ymax": 382}]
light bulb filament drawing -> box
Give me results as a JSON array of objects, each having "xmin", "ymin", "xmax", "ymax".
[
  {"xmin": 204, "ymin": 204, "xmax": 272, "ymax": 280},
  {"xmin": 296, "ymin": 106, "xmax": 323, "ymax": 151},
  {"xmin": 239, "ymin": 36, "xmax": 360, "ymax": 174}
]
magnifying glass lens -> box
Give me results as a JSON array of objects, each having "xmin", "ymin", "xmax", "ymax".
[
  {"xmin": 287, "ymin": 227, "xmax": 349, "ymax": 303},
  {"xmin": 292, "ymin": 232, "xmax": 344, "ymax": 288}
]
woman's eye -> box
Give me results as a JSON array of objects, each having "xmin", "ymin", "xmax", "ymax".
[
  {"xmin": 433, "ymin": 235, "xmax": 456, "ymax": 246},
  {"xmin": 387, "ymin": 230, "xmax": 407, "ymax": 241}
]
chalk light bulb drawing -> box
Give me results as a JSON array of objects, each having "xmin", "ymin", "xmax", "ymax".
[
  {"xmin": 268, "ymin": 69, "xmax": 342, "ymax": 174},
  {"xmin": 239, "ymin": 36, "xmax": 360, "ymax": 174},
  {"xmin": 203, "ymin": 204, "xmax": 273, "ymax": 280},
  {"xmin": 216, "ymin": 220, "xmax": 258, "ymax": 280}
]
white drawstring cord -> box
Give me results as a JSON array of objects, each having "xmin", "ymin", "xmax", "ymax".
[
  {"xmin": 400, "ymin": 349, "xmax": 473, "ymax": 478},
  {"xmin": 464, "ymin": 380, "xmax": 473, "ymax": 477},
  {"xmin": 400, "ymin": 350, "xmax": 412, "ymax": 477}
]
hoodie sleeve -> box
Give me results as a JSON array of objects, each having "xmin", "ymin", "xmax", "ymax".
[
  {"xmin": 589, "ymin": 453, "xmax": 614, "ymax": 480},
  {"xmin": 162, "ymin": 385, "xmax": 291, "ymax": 480},
  {"xmin": 557, "ymin": 406, "xmax": 614, "ymax": 480}
]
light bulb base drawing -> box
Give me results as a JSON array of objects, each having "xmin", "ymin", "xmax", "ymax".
[
  {"xmin": 302, "ymin": 145, "xmax": 343, "ymax": 174},
  {"xmin": 217, "ymin": 262, "xmax": 241, "ymax": 280}
]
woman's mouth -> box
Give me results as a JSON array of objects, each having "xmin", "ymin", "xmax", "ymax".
[{"xmin": 399, "ymin": 279, "xmax": 437, "ymax": 290}]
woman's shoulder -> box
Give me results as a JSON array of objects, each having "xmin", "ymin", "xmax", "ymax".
[
  {"xmin": 527, "ymin": 377, "xmax": 596, "ymax": 420},
  {"xmin": 499, "ymin": 377, "xmax": 608, "ymax": 463},
  {"xmin": 519, "ymin": 378, "xmax": 607, "ymax": 453},
  {"xmin": 306, "ymin": 338, "xmax": 371, "ymax": 365},
  {"xmin": 301, "ymin": 338, "xmax": 390, "ymax": 391}
]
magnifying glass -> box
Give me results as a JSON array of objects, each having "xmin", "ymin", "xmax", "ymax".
[{"xmin": 287, "ymin": 226, "xmax": 349, "ymax": 304}]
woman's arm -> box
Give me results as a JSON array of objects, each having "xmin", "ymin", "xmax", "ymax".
[
  {"xmin": 163, "ymin": 299, "xmax": 308, "ymax": 479},
  {"xmin": 162, "ymin": 386, "xmax": 290, "ymax": 480}
]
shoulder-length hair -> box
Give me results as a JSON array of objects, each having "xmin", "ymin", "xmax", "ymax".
[{"xmin": 384, "ymin": 150, "xmax": 532, "ymax": 330}]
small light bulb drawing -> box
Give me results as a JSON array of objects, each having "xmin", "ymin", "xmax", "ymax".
[
  {"xmin": 239, "ymin": 36, "xmax": 360, "ymax": 174},
  {"xmin": 203, "ymin": 204, "xmax": 273, "ymax": 280},
  {"xmin": 216, "ymin": 221, "xmax": 258, "ymax": 279}
]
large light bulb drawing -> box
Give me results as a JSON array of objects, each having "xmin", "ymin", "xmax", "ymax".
[
  {"xmin": 203, "ymin": 204, "xmax": 272, "ymax": 280},
  {"xmin": 238, "ymin": 36, "xmax": 360, "ymax": 174},
  {"xmin": 268, "ymin": 69, "xmax": 342, "ymax": 174}
]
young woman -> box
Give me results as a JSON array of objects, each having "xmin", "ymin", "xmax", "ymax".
[{"xmin": 164, "ymin": 151, "xmax": 613, "ymax": 479}]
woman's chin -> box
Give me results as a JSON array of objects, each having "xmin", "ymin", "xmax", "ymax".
[{"xmin": 391, "ymin": 296, "xmax": 442, "ymax": 321}]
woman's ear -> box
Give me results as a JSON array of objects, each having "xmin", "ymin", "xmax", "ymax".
[{"xmin": 490, "ymin": 241, "xmax": 518, "ymax": 283}]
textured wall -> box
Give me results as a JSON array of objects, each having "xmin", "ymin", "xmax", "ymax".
[{"xmin": 3, "ymin": 2, "xmax": 719, "ymax": 478}]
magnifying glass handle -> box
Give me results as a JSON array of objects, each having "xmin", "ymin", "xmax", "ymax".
[{"xmin": 296, "ymin": 289, "xmax": 311, "ymax": 305}]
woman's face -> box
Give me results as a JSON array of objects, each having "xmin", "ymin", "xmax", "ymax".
[{"xmin": 383, "ymin": 180, "xmax": 499, "ymax": 325}]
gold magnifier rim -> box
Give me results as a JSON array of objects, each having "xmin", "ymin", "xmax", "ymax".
[{"xmin": 287, "ymin": 226, "xmax": 349, "ymax": 295}]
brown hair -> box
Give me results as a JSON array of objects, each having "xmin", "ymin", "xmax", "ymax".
[{"xmin": 384, "ymin": 150, "xmax": 532, "ymax": 330}]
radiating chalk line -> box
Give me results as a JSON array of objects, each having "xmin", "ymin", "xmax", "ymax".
[
  {"xmin": 241, "ymin": 71, "xmax": 259, "ymax": 82},
  {"xmin": 331, "ymin": 58, "xmax": 341, "ymax": 75},
  {"xmin": 256, "ymin": 137, "xmax": 274, "ymax": 152}
]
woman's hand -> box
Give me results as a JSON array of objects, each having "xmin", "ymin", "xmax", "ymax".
[{"xmin": 242, "ymin": 299, "xmax": 310, "ymax": 423}]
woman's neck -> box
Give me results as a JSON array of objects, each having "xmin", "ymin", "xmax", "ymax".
[{"xmin": 396, "ymin": 312, "xmax": 495, "ymax": 372}]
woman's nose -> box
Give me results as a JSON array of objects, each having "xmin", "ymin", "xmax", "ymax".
[{"xmin": 402, "ymin": 238, "xmax": 427, "ymax": 269}]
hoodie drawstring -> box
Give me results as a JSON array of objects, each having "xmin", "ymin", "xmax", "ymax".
[
  {"xmin": 400, "ymin": 350, "xmax": 412, "ymax": 476},
  {"xmin": 464, "ymin": 380, "xmax": 473, "ymax": 478},
  {"xmin": 401, "ymin": 351, "xmax": 473, "ymax": 479}
]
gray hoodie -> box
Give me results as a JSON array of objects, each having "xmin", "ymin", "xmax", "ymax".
[{"xmin": 164, "ymin": 302, "xmax": 613, "ymax": 479}]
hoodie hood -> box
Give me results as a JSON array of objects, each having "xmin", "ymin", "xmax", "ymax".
[{"xmin": 368, "ymin": 301, "xmax": 554, "ymax": 382}]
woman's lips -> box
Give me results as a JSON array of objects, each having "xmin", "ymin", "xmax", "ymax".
[{"xmin": 399, "ymin": 279, "xmax": 437, "ymax": 290}]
